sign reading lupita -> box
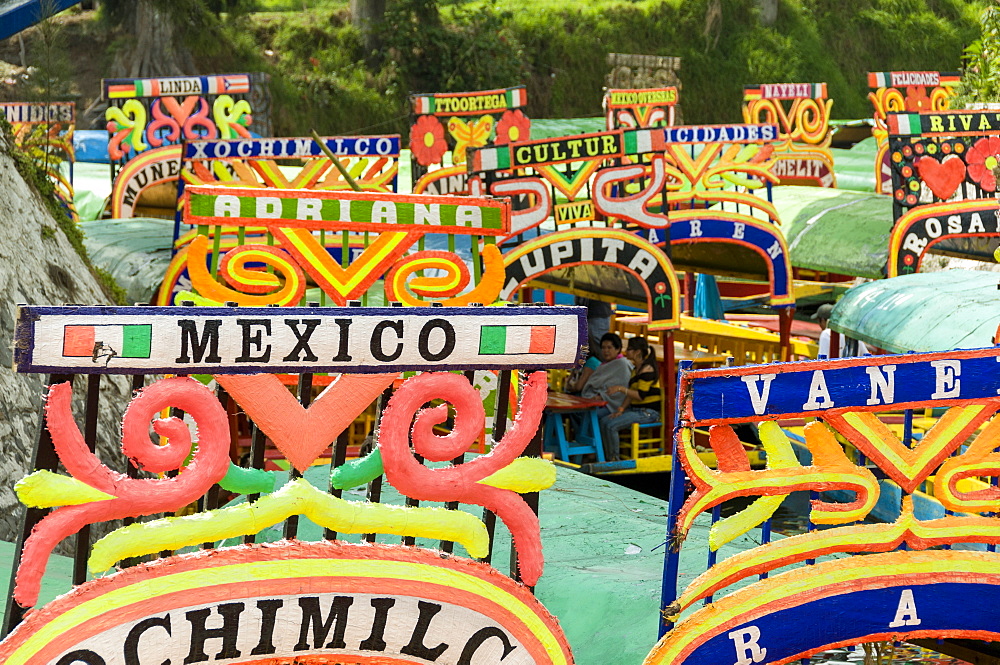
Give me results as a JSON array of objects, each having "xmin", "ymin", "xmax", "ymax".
[{"xmin": 14, "ymin": 305, "xmax": 586, "ymax": 374}]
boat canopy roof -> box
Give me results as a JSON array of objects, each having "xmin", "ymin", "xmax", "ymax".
[
  {"xmin": 830, "ymin": 269, "xmax": 1000, "ymax": 353},
  {"xmin": 775, "ymin": 185, "xmax": 893, "ymax": 279}
]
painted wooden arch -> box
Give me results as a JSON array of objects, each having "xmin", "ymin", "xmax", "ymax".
[
  {"xmin": 657, "ymin": 211, "xmax": 794, "ymax": 307},
  {"xmin": 501, "ymin": 228, "xmax": 681, "ymax": 330},
  {"xmin": 110, "ymin": 145, "xmax": 183, "ymax": 219},
  {"xmin": 0, "ymin": 541, "xmax": 574, "ymax": 665},
  {"xmin": 646, "ymin": 550, "xmax": 1000, "ymax": 665},
  {"xmin": 888, "ymin": 199, "xmax": 998, "ymax": 277}
]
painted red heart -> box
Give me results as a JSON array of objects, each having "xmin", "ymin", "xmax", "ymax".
[
  {"xmin": 216, "ymin": 373, "xmax": 396, "ymax": 472},
  {"xmin": 915, "ymin": 155, "xmax": 966, "ymax": 200}
]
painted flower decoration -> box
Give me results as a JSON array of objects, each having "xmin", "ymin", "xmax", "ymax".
[
  {"xmin": 495, "ymin": 110, "xmax": 531, "ymax": 145},
  {"xmin": 410, "ymin": 115, "xmax": 447, "ymax": 166},
  {"xmin": 966, "ymin": 136, "xmax": 1000, "ymax": 192},
  {"xmin": 904, "ymin": 86, "xmax": 931, "ymax": 113}
]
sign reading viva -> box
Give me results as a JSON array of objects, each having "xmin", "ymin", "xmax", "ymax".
[{"xmin": 14, "ymin": 305, "xmax": 585, "ymax": 374}]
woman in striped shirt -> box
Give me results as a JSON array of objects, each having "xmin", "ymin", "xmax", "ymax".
[{"xmin": 599, "ymin": 336, "xmax": 661, "ymax": 462}]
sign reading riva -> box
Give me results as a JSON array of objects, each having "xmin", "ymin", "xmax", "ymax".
[
  {"xmin": 183, "ymin": 185, "xmax": 509, "ymax": 235},
  {"xmin": 888, "ymin": 111, "xmax": 1000, "ymax": 136},
  {"xmin": 14, "ymin": 305, "xmax": 585, "ymax": 374}
]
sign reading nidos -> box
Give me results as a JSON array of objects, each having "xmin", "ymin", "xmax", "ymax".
[
  {"xmin": 182, "ymin": 185, "xmax": 509, "ymax": 235},
  {"xmin": 15, "ymin": 306, "xmax": 585, "ymax": 374}
]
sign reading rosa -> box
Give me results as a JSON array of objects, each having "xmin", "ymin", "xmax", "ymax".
[{"xmin": 0, "ymin": 542, "xmax": 573, "ymax": 665}]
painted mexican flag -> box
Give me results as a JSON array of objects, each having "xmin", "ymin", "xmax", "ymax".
[
  {"xmin": 62, "ymin": 324, "xmax": 152, "ymax": 358},
  {"xmin": 479, "ymin": 325, "xmax": 556, "ymax": 355}
]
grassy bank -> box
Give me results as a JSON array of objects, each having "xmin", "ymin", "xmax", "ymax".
[
  {"xmin": 2, "ymin": 0, "xmax": 985, "ymax": 136},
  {"xmin": 241, "ymin": 0, "xmax": 982, "ymax": 136}
]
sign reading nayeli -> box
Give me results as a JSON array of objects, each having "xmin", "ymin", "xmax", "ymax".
[
  {"xmin": 14, "ymin": 305, "xmax": 585, "ymax": 374},
  {"xmin": 0, "ymin": 542, "xmax": 574, "ymax": 665},
  {"xmin": 743, "ymin": 83, "xmax": 827, "ymax": 100},
  {"xmin": 182, "ymin": 185, "xmax": 510, "ymax": 235}
]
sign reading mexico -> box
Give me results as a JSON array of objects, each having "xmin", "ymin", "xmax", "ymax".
[
  {"xmin": 14, "ymin": 305, "xmax": 586, "ymax": 374},
  {"xmin": 0, "ymin": 542, "xmax": 573, "ymax": 665}
]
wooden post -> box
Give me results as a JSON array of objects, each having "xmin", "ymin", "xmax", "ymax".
[
  {"xmin": 779, "ymin": 307, "xmax": 794, "ymax": 361},
  {"xmin": 663, "ymin": 330, "xmax": 675, "ymax": 453},
  {"xmin": 684, "ymin": 272, "xmax": 696, "ymax": 315}
]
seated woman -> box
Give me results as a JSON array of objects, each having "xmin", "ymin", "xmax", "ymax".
[
  {"xmin": 566, "ymin": 332, "xmax": 625, "ymax": 396},
  {"xmin": 577, "ymin": 333, "xmax": 632, "ymax": 416},
  {"xmin": 599, "ymin": 337, "xmax": 661, "ymax": 462}
]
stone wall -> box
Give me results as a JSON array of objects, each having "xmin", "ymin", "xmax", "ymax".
[{"xmin": 0, "ymin": 130, "xmax": 131, "ymax": 550}]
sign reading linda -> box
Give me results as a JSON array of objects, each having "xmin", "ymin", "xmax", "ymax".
[
  {"xmin": 182, "ymin": 185, "xmax": 510, "ymax": 235},
  {"xmin": 15, "ymin": 305, "xmax": 585, "ymax": 374}
]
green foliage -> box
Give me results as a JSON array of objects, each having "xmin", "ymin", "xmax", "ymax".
[
  {"xmin": 954, "ymin": 4, "xmax": 1000, "ymax": 106},
  {"xmin": 0, "ymin": 117, "xmax": 127, "ymax": 305},
  {"xmin": 377, "ymin": 0, "xmax": 526, "ymax": 97}
]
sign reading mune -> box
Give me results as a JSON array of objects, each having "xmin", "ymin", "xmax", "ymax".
[
  {"xmin": 182, "ymin": 185, "xmax": 509, "ymax": 235},
  {"xmin": 185, "ymin": 135, "xmax": 400, "ymax": 160},
  {"xmin": 14, "ymin": 305, "xmax": 585, "ymax": 374},
  {"xmin": 606, "ymin": 87, "xmax": 679, "ymax": 107},
  {"xmin": 663, "ymin": 124, "xmax": 779, "ymax": 144}
]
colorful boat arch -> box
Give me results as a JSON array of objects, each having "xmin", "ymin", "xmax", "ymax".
[
  {"xmin": 0, "ymin": 535, "xmax": 573, "ymax": 665},
  {"xmin": 646, "ymin": 550, "xmax": 1000, "ymax": 665},
  {"xmin": 887, "ymin": 199, "xmax": 998, "ymax": 277},
  {"xmin": 501, "ymin": 228, "xmax": 681, "ymax": 330},
  {"xmin": 885, "ymin": 111, "xmax": 1000, "ymax": 277},
  {"xmin": 109, "ymin": 145, "xmax": 183, "ymax": 219},
  {"xmin": 663, "ymin": 211, "xmax": 794, "ymax": 307}
]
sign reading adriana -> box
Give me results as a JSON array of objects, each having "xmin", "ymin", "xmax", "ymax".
[{"xmin": 182, "ymin": 185, "xmax": 510, "ymax": 235}]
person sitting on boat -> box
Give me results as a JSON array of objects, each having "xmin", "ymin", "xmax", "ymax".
[
  {"xmin": 575, "ymin": 333, "xmax": 632, "ymax": 418},
  {"xmin": 599, "ymin": 337, "xmax": 661, "ymax": 462},
  {"xmin": 566, "ymin": 331, "xmax": 626, "ymax": 394},
  {"xmin": 813, "ymin": 303, "xmax": 868, "ymax": 358}
]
